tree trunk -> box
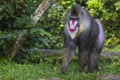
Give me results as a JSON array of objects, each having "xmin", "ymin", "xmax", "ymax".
[
  {"xmin": 31, "ymin": 0, "xmax": 56, "ymax": 24},
  {"xmin": 8, "ymin": 30, "xmax": 29, "ymax": 60}
]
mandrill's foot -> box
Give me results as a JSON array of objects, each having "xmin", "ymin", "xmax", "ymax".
[
  {"xmin": 61, "ymin": 66, "xmax": 68, "ymax": 74},
  {"xmin": 87, "ymin": 65, "xmax": 99, "ymax": 73}
]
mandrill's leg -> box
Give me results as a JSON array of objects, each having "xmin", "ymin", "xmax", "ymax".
[
  {"xmin": 62, "ymin": 41, "xmax": 76, "ymax": 74},
  {"xmin": 88, "ymin": 43, "xmax": 102, "ymax": 72},
  {"xmin": 78, "ymin": 41, "xmax": 89, "ymax": 72},
  {"xmin": 78, "ymin": 48, "xmax": 89, "ymax": 72},
  {"xmin": 88, "ymin": 49, "xmax": 100, "ymax": 72}
]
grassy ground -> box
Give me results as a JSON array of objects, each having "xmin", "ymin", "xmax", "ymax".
[
  {"xmin": 0, "ymin": 56, "xmax": 120, "ymax": 80},
  {"xmin": 104, "ymin": 45, "xmax": 120, "ymax": 52}
]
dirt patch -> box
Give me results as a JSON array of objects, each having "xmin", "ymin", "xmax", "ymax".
[
  {"xmin": 35, "ymin": 78, "xmax": 60, "ymax": 80},
  {"xmin": 96, "ymin": 74, "xmax": 120, "ymax": 80}
]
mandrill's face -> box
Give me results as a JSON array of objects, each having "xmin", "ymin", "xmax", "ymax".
[
  {"xmin": 67, "ymin": 16, "xmax": 80, "ymax": 39},
  {"xmin": 69, "ymin": 16, "xmax": 79, "ymax": 33}
]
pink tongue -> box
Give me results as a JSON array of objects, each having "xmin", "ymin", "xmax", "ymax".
[{"xmin": 70, "ymin": 20, "xmax": 75, "ymax": 32}]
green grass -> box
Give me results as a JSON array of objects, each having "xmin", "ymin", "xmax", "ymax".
[
  {"xmin": 104, "ymin": 45, "xmax": 120, "ymax": 52},
  {"xmin": 0, "ymin": 56, "xmax": 120, "ymax": 80}
]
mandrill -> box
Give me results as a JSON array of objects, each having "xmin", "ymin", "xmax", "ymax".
[{"xmin": 62, "ymin": 2, "xmax": 105, "ymax": 74}]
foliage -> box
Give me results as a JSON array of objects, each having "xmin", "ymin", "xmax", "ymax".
[
  {"xmin": 0, "ymin": 56, "xmax": 120, "ymax": 80},
  {"xmin": 0, "ymin": 0, "xmax": 120, "ymax": 57},
  {"xmin": 104, "ymin": 45, "xmax": 120, "ymax": 52},
  {"xmin": 86, "ymin": 0, "xmax": 120, "ymax": 46}
]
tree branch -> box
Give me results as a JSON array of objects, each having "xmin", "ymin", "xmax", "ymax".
[
  {"xmin": 31, "ymin": 0, "xmax": 56, "ymax": 24},
  {"xmin": 23, "ymin": 48, "xmax": 120, "ymax": 57}
]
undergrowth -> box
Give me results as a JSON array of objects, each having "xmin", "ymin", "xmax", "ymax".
[
  {"xmin": 104, "ymin": 45, "xmax": 120, "ymax": 52},
  {"xmin": 0, "ymin": 56, "xmax": 120, "ymax": 80}
]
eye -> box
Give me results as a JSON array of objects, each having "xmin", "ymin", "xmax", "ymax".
[{"xmin": 69, "ymin": 16, "xmax": 79, "ymax": 20}]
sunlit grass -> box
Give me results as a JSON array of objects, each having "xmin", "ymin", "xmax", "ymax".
[
  {"xmin": 104, "ymin": 45, "xmax": 120, "ymax": 52},
  {"xmin": 0, "ymin": 56, "xmax": 120, "ymax": 80}
]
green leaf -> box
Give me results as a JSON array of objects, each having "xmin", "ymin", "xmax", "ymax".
[
  {"xmin": 39, "ymin": 29, "xmax": 52, "ymax": 37},
  {"xmin": 38, "ymin": 38, "xmax": 49, "ymax": 47}
]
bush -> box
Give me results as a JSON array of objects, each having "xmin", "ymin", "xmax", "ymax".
[{"xmin": 0, "ymin": 0, "xmax": 119, "ymax": 57}]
